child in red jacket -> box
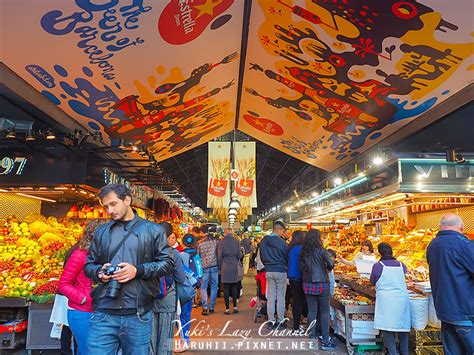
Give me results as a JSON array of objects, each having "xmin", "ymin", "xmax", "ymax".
[{"xmin": 59, "ymin": 220, "xmax": 103, "ymax": 355}]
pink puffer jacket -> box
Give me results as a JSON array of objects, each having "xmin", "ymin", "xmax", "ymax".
[{"xmin": 58, "ymin": 248, "xmax": 93, "ymax": 312}]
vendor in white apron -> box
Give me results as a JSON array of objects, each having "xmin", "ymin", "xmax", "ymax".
[
  {"xmin": 339, "ymin": 240, "xmax": 376, "ymax": 266},
  {"xmin": 370, "ymin": 242, "xmax": 410, "ymax": 355}
]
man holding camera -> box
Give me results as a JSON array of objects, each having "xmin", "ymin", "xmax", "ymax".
[{"xmin": 84, "ymin": 184, "xmax": 174, "ymax": 354}]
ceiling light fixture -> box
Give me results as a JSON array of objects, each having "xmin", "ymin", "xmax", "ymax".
[
  {"xmin": 25, "ymin": 129, "xmax": 36, "ymax": 141},
  {"xmin": 229, "ymin": 199, "xmax": 240, "ymax": 209},
  {"xmin": 373, "ymin": 156, "xmax": 383, "ymax": 165},
  {"xmin": 46, "ymin": 128, "xmax": 56, "ymax": 140},
  {"xmin": 6, "ymin": 128, "xmax": 16, "ymax": 139},
  {"xmin": 229, "ymin": 208, "xmax": 237, "ymax": 215},
  {"xmin": 334, "ymin": 177, "xmax": 342, "ymax": 186}
]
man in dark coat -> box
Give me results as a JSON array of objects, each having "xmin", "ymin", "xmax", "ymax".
[{"xmin": 427, "ymin": 214, "xmax": 474, "ymax": 354}]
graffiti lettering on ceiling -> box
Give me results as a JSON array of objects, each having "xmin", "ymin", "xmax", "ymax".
[
  {"xmin": 2, "ymin": 0, "xmax": 241, "ymax": 161},
  {"xmin": 238, "ymin": 0, "xmax": 473, "ymax": 170}
]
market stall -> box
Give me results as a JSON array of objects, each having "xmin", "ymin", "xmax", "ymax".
[
  {"xmin": 296, "ymin": 158, "xmax": 474, "ymax": 354},
  {"xmin": 0, "ymin": 148, "xmax": 161, "ymax": 351}
]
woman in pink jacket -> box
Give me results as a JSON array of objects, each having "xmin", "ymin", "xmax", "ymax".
[{"xmin": 59, "ymin": 220, "xmax": 101, "ymax": 355}]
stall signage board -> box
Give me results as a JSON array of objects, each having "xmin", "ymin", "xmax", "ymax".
[
  {"xmin": 103, "ymin": 168, "xmax": 152, "ymax": 208},
  {"xmin": 0, "ymin": 148, "xmax": 86, "ymax": 185},
  {"xmin": 399, "ymin": 159, "xmax": 474, "ymax": 192}
]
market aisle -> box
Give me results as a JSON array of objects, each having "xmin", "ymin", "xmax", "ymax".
[
  {"xmin": 6, "ymin": 272, "xmax": 348, "ymax": 354},
  {"xmin": 186, "ymin": 271, "xmax": 347, "ymax": 355}
]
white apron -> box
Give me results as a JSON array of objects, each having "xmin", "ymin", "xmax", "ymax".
[{"xmin": 374, "ymin": 261, "xmax": 411, "ymax": 332}]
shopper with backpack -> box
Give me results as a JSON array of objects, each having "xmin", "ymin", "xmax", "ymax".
[
  {"xmin": 177, "ymin": 234, "xmax": 202, "ymax": 351},
  {"xmin": 197, "ymin": 225, "xmax": 219, "ymax": 316},
  {"xmin": 150, "ymin": 222, "xmax": 187, "ymax": 355}
]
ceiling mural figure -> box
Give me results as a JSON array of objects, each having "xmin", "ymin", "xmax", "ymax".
[
  {"xmin": 2, "ymin": 0, "xmax": 242, "ymax": 161},
  {"xmin": 238, "ymin": 0, "xmax": 473, "ymax": 170}
]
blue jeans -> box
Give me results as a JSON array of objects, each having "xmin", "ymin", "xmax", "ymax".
[
  {"xmin": 67, "ymin": 310, "xmax": 91, "ymax": 355},
  {"xmin": 441, "ymin": 321, "xmax": 474, "ymax": 355},
  {"xmin": 179, "ymin": 300, "xmax": 193, "ymax": 344},
  {"xmin": 87, "ymin": 311, "xmax": 152, "ymax": 355},
  {"xmin": 200, "ymin": 266, "xmax": 219, "ymax": 310}
]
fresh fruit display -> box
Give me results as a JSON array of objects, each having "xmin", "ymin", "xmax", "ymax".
[
  {"xmin": 66, "ymin": 205, "xmax": 107, "ymax": 219},
  {"xmin": 0, "ymin": 214, "xmax": 83, "ymax": 300}
]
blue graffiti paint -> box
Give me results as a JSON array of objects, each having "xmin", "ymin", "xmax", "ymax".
[
  {"xmin": 54, "ymin": 65, "xmax": 69, "ymax": 77},
  {"xmin": 442, "ymin": 90, "xmax": 450, "ymax": 95},
  {"xmin": 370, "ymin": 132, "xmax": 382, "ymax": 140},
  {"xmin": 60, "ymin": 94, "xmax": 67, "ymax": 99},
  {"xmin": 25, "ymin": 65, "xmax": 56, "ymax": 88},
  {"xmin": 88, "ymin": 122, "xmax": 101, "ymax": 130},
  {"xmin": 41, "ymin": 90, "xmax": 61, "ymax": 105},
  {"xmin": 351, "ymin": 152, "xmax": 360, "ymax": 157},
  {"xmin": 114, "ymin": 82, "xmax": 121, "ymax": 90},
  {"xmin": 40, "ymin": 1, "xmax": 151, "ymax": 81},
  {"xmin": 82, "ymin": 66, "xmax": 94, "ymax": 77},
  {"xmin": 58, "ymin": 77, "xmax": 121, "ymax": 127},
  {"xmin": 336, "ymin": 154, "xmax": 348, "ymax": 160},
  {"xmin": 387, "ymin": 97, "xmax": 438, "ymax": 122}
]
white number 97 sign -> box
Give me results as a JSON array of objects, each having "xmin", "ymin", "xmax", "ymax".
[{"xmin": 0, "ymin": 157, "xmax": 27, "ymax": 175}]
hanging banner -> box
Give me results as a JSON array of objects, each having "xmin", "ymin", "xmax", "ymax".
[
  {"xmin": 207, "ymin": 142, "xmax": 231, "ymax": 208},
  {"xmin": 234, "ymin": 142, "xmax": 257, "ymax": 208}
]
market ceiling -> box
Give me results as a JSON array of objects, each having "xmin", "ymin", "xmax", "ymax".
[
  {"xmin": 158, "ymin": 130, "xmax": 321, "ymax": 211},
  {"xmin": 1, "ymin": 0, "xmax": 473, "ymax": 172}
]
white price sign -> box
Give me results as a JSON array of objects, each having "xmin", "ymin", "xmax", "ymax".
[{"xmin": 0, "ymin": 157, "xmax": 28, "ymax": 176}]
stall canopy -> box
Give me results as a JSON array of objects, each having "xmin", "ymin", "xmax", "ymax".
[{"xmin": 1, "ymin": 0, "xmax": 473, "ymax": 170}]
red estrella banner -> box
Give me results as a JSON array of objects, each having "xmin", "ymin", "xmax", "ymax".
[
  {"xmin": 207, "ymin": 142, "xmax": 230, "ymax": 208},
  {"xmin": 234, "ymin": 141, "xmax": 257, "ymax": 208}
]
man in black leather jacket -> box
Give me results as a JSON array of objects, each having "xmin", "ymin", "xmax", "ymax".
[{"xmin": 84, "ymin": 184, "xmax": 173, "ymax": 355}]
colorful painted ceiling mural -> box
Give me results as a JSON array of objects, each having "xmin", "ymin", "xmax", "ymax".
[
  {"xmin": 1, "ymin": 0, "xmax": 243, "ymax": 161},
  {"xmin": 238, "ymin": 0, "xmax": 474, "ymax": 170},
  {"xmin": 1, "ymin": 0, "xmax": 473, "ymax": 170}
]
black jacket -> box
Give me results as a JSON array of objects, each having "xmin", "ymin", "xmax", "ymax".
[
  {"xmin": 84, "ymin": 214, "xmax": 174, "ymax": 315},
  {"xmin": 300, "ymin": 248, "xmax": 334, "ymax": 283},
  {"xmin": 241, "ymin": 237, "xmax": 252, "ymax": 255}
]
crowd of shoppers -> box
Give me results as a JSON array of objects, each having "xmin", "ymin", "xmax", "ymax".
[{"xmin": 57, "ymin": 186, "xmax": 472, "ymax": 355}]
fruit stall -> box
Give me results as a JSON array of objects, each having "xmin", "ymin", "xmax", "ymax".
[
  {"xmin": 0, "ymin": 161, "xmax": 159, "ymax": 350},
  {"xmin": 294, "ymin": 158, "xmax": 474, "ymax": 354}
]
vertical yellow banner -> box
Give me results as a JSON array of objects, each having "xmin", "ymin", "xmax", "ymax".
[
  {"xmin": 234, "ymin": 142, "xmax": 257, "ymax": 208},
  {"xmin": 207, "ymin": 142, "xmax": 231, "ymax": 208}
]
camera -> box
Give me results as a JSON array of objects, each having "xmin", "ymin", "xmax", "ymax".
[{"xmin": 103, "ymin": 265, "xmax": 122, "ymax": 299}]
